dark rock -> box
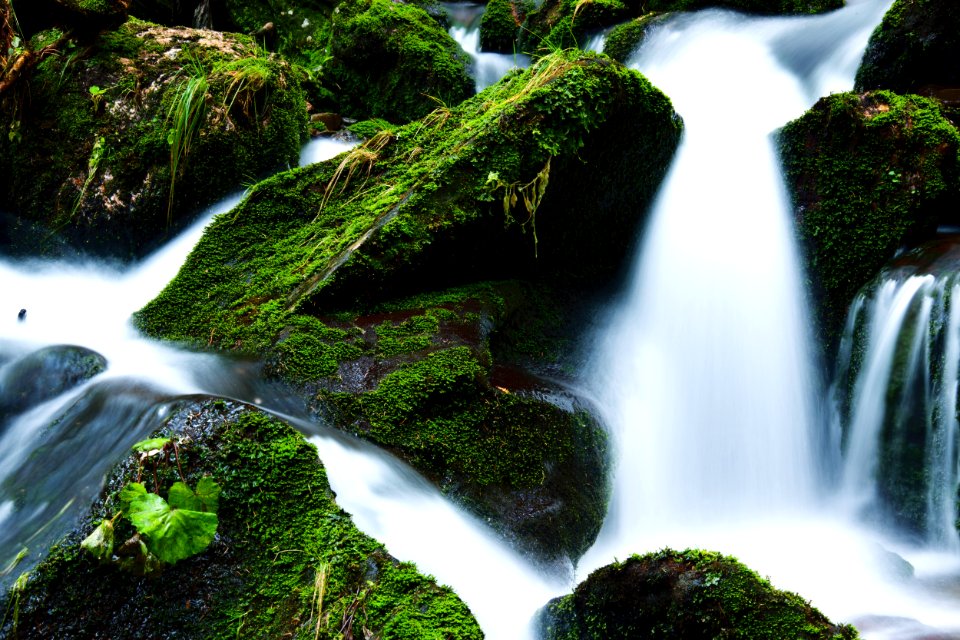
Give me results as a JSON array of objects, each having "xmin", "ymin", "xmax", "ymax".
[
  {"xmin": 0, "ymin": 344, "xmax": 106, "ymax": 421},
  {"xmin": 538, "ymin": 549, "xmax": 859, "ymax": 639},
  {"xmin": 855, "ymin": 0, "xmax": 960, "ymax": 95}
]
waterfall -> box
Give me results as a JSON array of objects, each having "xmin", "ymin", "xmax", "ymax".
[
  {"xmin": 443, "ymin": 2, "xmax": 530, "ymax": 92},
  {"xmin": 835, "ymin": 243, "xmax": 960, "ymax": 550}
]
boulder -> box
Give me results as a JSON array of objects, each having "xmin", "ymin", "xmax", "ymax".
[
  {"xmin": 538, "ymin": 549, "xmax": 859, "ymax": 639},
  {"xmin": 0, "ymin": 399, "xmax": 483, "ymax": 639},
  {"xmin": 0, "ymin": 344, "xmax": 106, "ymax": 422},
  {"xmin": 0, "ymin": 19, "xmax": 307, "ymax": 259},
  {"xmin": 479, "ymin": 0, "xmax": 525, "ymax": 53},
  {"xmin": 855, "ymin": 0, "xmax": 960, "ymax": 97},
  {"xmin": 777, "ymin": 90, "xmax": 960, "ymax": 358}
]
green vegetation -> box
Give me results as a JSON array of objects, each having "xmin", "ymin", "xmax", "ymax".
[
  {"xmin": 479, "ymin": 0, "xmax": 522, "ymax": 53},
  {"xmin": 855, "ymin": 0, "xmax": 960, "ymax": 94},
  {"xmin": 603, "ymin": 14, "xmax": 665, "ymax": 62},
  {"xmin": 325, "ymin": 0, "xmax": 473, "ymax": 122},
  {"xmin": 539, "ymin": 548, "xmax": 859, "ymax": 639},
  {"xmin": 0, "ymin": 18, "xmax": 307, "ymax": 258},
  {"xmin": 1, "ymin": 401, "xmax": 482, "ymax": 639},
  {"xmin": 778, "ymin": 90, "xmax": 960, "ymax": 358}
]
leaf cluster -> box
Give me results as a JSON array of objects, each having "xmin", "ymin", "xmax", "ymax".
[{"xmin": 81, "ymin": 436, "xmax": 222, "ymax": 571}]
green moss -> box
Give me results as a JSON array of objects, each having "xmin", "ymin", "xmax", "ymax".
[
  {"xmin": 0, "ymin": 401, "xmax": 482, "ymax": 639},
  {"xmin": 0, "ymin": 18, "xmax": 308, "ymax": 259},
  {"xmin": 479, "ymin": 0, "xmax": 521, "ymax": 53},
  {"xmin": 540, "ymin": 549, "xmax": 859, "ymax": 639},
  {"xmin": 645, "ymin": 0, "xmax": 841, "ymax": 12},
  {"xmin": 325, "ymin": 0, "xmax": 474, "ymax": 122},
  {"xmin": 855, "ymin": 0, "xmax": 960, "ymax": 94},
  {"xmin": 778, "ymin": 90, "xmax": 960, "ymax": 358},
  {"xmin": 134, "ymin": 50, "xmax": 681, "ymax": 355},
  {"xmin": 603, "ymin": 14, "xmax": 665, "ymax": 63}
]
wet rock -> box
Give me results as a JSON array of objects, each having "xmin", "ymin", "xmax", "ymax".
[
  {"xmin": 538, "ymin": 549, "xmax": 859, "ymax": 639},
  {"xmin": 0, "ymin": 344, "xmax": 106, "ymax": 421}
]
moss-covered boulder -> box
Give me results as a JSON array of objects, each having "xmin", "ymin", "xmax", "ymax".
[
  {"xmin": 134, "ymin": 50, "xmax": 680, "ymax": 348},
  {"xmin": 603, "ymin": 13, "xmax": 667, "ymax": 63},
  {"xmin": 325, "ymin": 0, "xmax": 473, "ymax": 123},
  {"xmin": 778, "ymin": 90, "xmax": 960, "ymax": 358},
  {"xmin": 0, "ymin": 19, "xmax": 307, "ymax": 259},
  {"xmin": 479, "ymin": 0, "xmax": 524, "ymax": 53},
  {"xmin": 0, "ymin": 399, "xmax": 483, "ymax": 639},
  {"xmin": 11, "ymin": 0, "xmax": 130, "ymax": 37},
  {"xmin": 538, "ymin": 549, "xmax": 859, "ymax": 639},
  {"xmin": 855, "ymin": 0, "xmax": 960, "ymax": 96},
  {"xmin": 273, "ymin": 281, "xmax": 610, "ymax": 562},
  {"xmin": 134, "ymin": 50, "xmax": 679, "ymax": 560}
]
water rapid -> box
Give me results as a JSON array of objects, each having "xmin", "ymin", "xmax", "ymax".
[{"xmin": 581, "ymin": 0, "xmax": 960, "ymax": 636}]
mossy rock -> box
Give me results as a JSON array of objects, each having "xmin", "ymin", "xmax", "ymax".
[
  {"xmin": 479, "ymin": 0, "xmax": 523, "ymax": 53},
  {"xmin": 134, "ymin": 50, "xmax": 678, "ymax": 561},
  {"xmin": 0, "ymin": 399, "xmax": 483, "ymax": 639},
  {"xmin": 855, "ymin": 0, "xmax": 960, "ymax": 96},
  {"xmin": 134, "ymin": 49, "xmax": 681, "ymax": 353},
  {"xmin": 0, "ymin": 19, "xmax": 307, "ymax": 259},
  {"xmin": 273, "ymin": 281, "xmax": 610, "ymax": 562},
  {"xmin": 537, "ymin": 549, "xmax": 859, "ymax": 639},
  {"xmin": 10, "ymin": 0, "xmax": 129, "ymax": 37},
  {"xmin": 777, "ymin": 90, "xmax": 960, "ymax": 360},
  {"xmin": 0, "ymin": 344, "xmax": 106, "ymax": 423},
  {"xmin": 645, "ymin": 0, "xmax": 842, "ymax": 12},
  {"xmin": 603, "ymin": 13, "xmax": 667, "ymax": 63},
  {"xmin": 325, "ymin": 0, "xmax": 473, "ymax": 123}
]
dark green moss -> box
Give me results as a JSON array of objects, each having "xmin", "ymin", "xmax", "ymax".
[
  {"xmin": 0, "ymin": 400, "xmax": 482, "ymax": 639},
  {"xmin": 645, "ymin": 0, "xmax": 842, "ymax": 12},
  {"xmin": 855, "ymin": 0, "xmax": 960, "ymax": 94},
  {"xmin": 539, "ymin": 549, "xmax": 859, "ymax": 639},
  {"xmin": 0, "ymin": 18, "xmax": 308, "ymax": 259},
  {"xmin": 479, "ymin": 0, "xmax": 521, "ymax": 53},
  {"xmin": 325, "ymin": 0, "xmax": 474, "ymax": 122},
  {"xmin": 603, "ymin": 14, "xmax": 665, "ymax": 63},
  {"xmin": 778, "ymin": 90, "xmax": 960, "ymax": 359}
]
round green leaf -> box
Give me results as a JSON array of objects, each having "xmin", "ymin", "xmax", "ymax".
[
  {"xmin": 194, "ymin": 477, "xmax": 221, "ymax": 514},
  {"xmin": 80, "ymin": 520, "xmax": 114, "ymax": 561},
  {"xmin": 131, "ymin": 437, "xmax": 171, "ymax": 454},
  {"xmin": 119, "ymin": 482, "xmax": 147, "ymax": 515},
  {"xmin": 128, "ymin": 493, "xmax": 218, "ymax": 564}
]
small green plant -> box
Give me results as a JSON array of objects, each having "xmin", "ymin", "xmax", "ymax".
[
  {"xmin": 88, "ymin": 84, "xmax": 108, "ymax": 111},
  {"xmin": 81, "ymin": 436, "xmax": 221, "ymax": 572}
]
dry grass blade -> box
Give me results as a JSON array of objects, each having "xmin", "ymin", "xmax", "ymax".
[
  {"xmin": 311, "ymin": 562, "xmax": 329, "ymax": 640},
  {"xmin": 315, "ymin": 129, "xmax": 394, "ymax": 216}
]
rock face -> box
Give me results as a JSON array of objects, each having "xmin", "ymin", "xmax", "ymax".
[
  {"xmin": 538, "ymin": 549, "xmax": 859, "ymax": 639},
  {"xmin": 778, "ymin": 90, "xmax": 960, "ymax": 358},
  {"xmin": 855, "ymin": 0, "xmax": 960, "ymax": 96},
  {"xmin": 603, "ymin": 13, "xmax": 668, "ymax": 63},
  {"xmin": 134, "ymin": 50, "xmax": 681, "ymax": 563},
  {"xmin": 0, "ymin": 399, "xmax": 483, "ymax": 640},
  {"xmin": 479, "ymin": 0, "xmax": 523, "ymax": 53},
  {"xmin": 0, "ymin": 19, "xmax": 307, "ymax": 258}
]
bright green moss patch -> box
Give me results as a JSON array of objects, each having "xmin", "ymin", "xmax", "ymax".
[
  {"xmin": 0, "ymin": 18, "xmax": 307, "ymax": 258},
  {"xmin": 603, "ymin": 14, "xmax": 666, "ymax": 63},
  {"xmin": 778, "ymin": 90, "xmax": 960, "ymax": 358},
  {"xmin": 479, "ymin": 0, "xmax": 526, "ymax": 53},
  {"xmin": 539, "ymin": 549, "xmax": 859, "ymax": 639},
  {"xmin": 0, "ymin": 400, "xmax": 482, "ymax": 639}
]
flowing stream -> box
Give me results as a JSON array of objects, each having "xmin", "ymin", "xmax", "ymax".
[
  {"xmin": 444, "ymin": 2, "xmax": 530, "ymax": 92},
  {"xmin": 3, "ymin": 2, "xmax": 960, "ymax": 639}
]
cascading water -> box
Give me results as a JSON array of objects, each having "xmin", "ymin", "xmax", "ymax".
[
  {"xmin": 580, "ymin": 0, "xmax": 960, "ymax": 636},
  {"xmin": 834, "ymin": 239, "xmax": 960, "ymax": 551},
  {"xmin": 444, "ymin": 2, "xmax": 530, "ymax": 91}
]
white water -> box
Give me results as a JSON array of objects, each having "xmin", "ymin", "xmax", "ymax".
[
  {"xmin": 444, "ymin": 2, "xmax": 530, "ymax": 92},
  {"xmin": 579, "ymin": 0, "xmax": 960, "ymax": 636}
]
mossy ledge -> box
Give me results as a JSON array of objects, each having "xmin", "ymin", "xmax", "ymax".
[
  {"xmin": 778, "ymin": 90, "xmax": 960, "ymax": 360},
  {"xmin": 0, "ymin": 18, "xmax": 307, "ymax": 259},
  {"xmin": 0, "ymin": 399, "xmax": 483, "ymax": 640},
  {"xmin": 537, "ymin": 549, "xmax": 859, "ymax": 639}
]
